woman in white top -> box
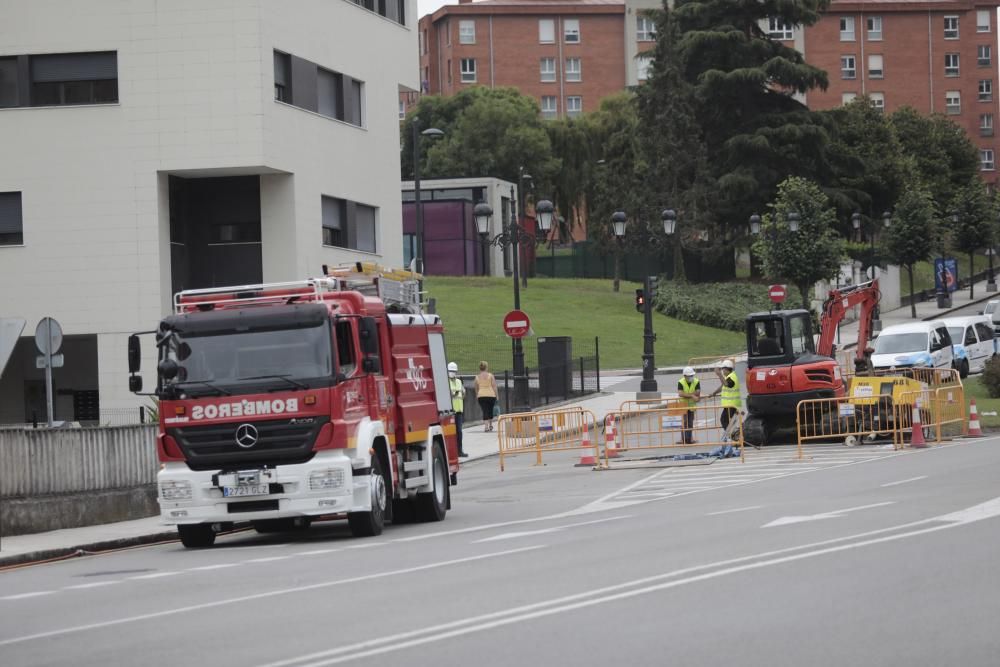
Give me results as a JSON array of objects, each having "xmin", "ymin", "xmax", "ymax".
[{"xmin": 474, "ymin": 360, "xmax": 499, "ymax": 432}]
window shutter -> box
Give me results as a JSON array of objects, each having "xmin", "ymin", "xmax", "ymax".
[
  {"xmin": 322, "ymin": 196, "xmax": 344, "ymax": 230},
  {"xmin": 0, "ymin": 192, "xmax": 22, "ymax": 234},
  {"xmin": 31, "ymin": 52, "xmax": 117, "ymax": 82}
]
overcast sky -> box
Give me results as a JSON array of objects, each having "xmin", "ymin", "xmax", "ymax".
[{"xmin": 417, "ymin": 0, "xmax": 451, "ymax": 19}]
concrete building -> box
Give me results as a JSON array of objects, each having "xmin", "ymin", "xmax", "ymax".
[
  {"xmin": 415, "ymin": 0, "xmax": 626, "ymax": 119},
  {"xmin": 0, "ymin": 0, "xmax": 418, "ymax": 424},
  {"xmin": 772, "ymin": 0, "xmax": 1000, "ymax": 185}
]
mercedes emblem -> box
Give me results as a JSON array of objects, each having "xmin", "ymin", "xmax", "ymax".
[{"xmin": 234, "ymin": 423, "xmax": 259, "ymax": 449}]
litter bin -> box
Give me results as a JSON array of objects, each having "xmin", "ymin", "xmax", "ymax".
[{"xmin": 538, "ymin": 337, "xmax": 572, "ymax": 400}]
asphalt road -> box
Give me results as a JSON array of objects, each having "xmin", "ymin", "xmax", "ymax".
[{"xmin": 2, "ymin": 436, "xmax": 999, "ymax": 666}]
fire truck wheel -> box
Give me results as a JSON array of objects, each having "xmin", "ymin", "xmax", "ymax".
[
  {"xmin": 348, "ymin": 457, "xmax": 386, "ymax": 537},
  {"xmin": 178, "ymin": 524, "xmax": 216, "ymax": 548},
  {"xmin": 416, "ymin": 443, "xmax": 448, "ymax": 523}
]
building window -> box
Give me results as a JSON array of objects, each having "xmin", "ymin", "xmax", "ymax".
[
  {"xmin": 317, "ymin": 67, "xmax": 342, "ymax": 119},
  {"xmin": 564, "ymin": 18, "xmax": 580, "ymax": 43},
  {"xmin": 868, "ymin": 54, "xmax": 883, "ymax": 79},
  {"xmin": 445, "ymin": 19, "xmax": 451, "ymax": 45},
  {"xmin": 982, "ymin": 149, "xmax": 995, "ymax": 171},
  {"xmin": 460, "ymin": 58, "xmax": 476, "ymax": 83},
  {"xmin": 355, "ymin": 204, "xmax": 377, "ymax": 253},
  {"xmin": 540, "ymin": 95, "xmax": 557, "ymax": 120},
  {"xmin": 30, "ymin": 51, "xmax": 118, "ymax": 106},
  {"xmin": 540, "ymin": 58, "xmax": 556, "ymax": 82},
  {"xmin": 539, "ymin": 19, "xmax": 555, "ymax": 44},
  {"xmin": 322, "ymin": 196, "xmax": 345, "ymax": 247},
  {"xmin": 274, "ymin": 51, "xmax": 291, "ymax": 102},
  {"xmin": 840, "ymin": 16, "xmax": 855, "ymax": 41},
  {"xmin": 768, "ymin": 17, "xmax": 794, "ymax": 41},
  {"xmin": 637, "ymin": 16, "xmax": 656, "ymax": 41},
  {"xmin": 637, "ymin": 56, "xmax": 653, "ymax": 81},
  {"xmin": 399, "ymin": 99, "xmax": 406, "ymax": 120},
  {"xmin": 446, "ymin": 59, "xmax": 452, "ymax": 84},
  {"xmin": 945, "ymin": 53, "xmax": 960, "ymax": 76},
  {"xmin": 944, "ymin": 15, "xmax": 959, "ymax": 39},
  {"xmin": 351, "ymin": 0, "xmax": 405, "ymax": 27},
  {"xmin": 980, "ymin": 79, "xmax": 993, "ymax": 102},
  {"xmin": 946, "ymin": 91, "xmax": 961, "ymax": 115},
  {"xmin": 0, "ymin": 57, "xmax": 18, "ymax": 108},
  {"xmin": 979, "ymin": 45, "xmax": 992, "ymax": 67},
  {"xmin": 322, "ymin": 196, "xmax": 377, "ymax": 252},
  {"xmin": 565, "ymin": 58, "xmax": 581, "ymax": 82},
  {"xmin": 981, "ymin": 113, "xmax": 994, "ymax": 136},
  {"xmin": 842, "ymin": 92, "xmax": 857, "ymax": 105},
  {"xmin": 870, "ymin": 92, "xmax": 885, "ymax": 112},
  {"xmin": 866, "ymin": 16, "xmax": 882, "ymax": 40},
  {"xmin": 459, "ymin": 20, "xmax": 476, "ymax": 44},
  {"xmin": 841, "ymin": 56, "xmax": 856, "ymax": 79},
  {"xmin": 978, "ymin": 9, "xmax": 991, "ymax": 33},
  {"xmin": 566, "ymin": 96, "xmax": 582, "ymax": 118},
  {"xmin": 0, "ymin": 192, "xmax": 23, "ymax": 246}
]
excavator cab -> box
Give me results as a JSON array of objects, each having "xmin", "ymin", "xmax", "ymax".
[{"xmin": 746, "ymin": 310, "xmax": 816, "ymax": 369}]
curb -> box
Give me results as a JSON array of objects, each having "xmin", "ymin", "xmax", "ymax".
[{"xmin": 0, "ymin": 530, "xmax": 179, "ymax": 569}]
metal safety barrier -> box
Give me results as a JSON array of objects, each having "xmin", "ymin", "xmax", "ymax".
[
  {"xmin": 796, "ymin": 394, "xmax": 900, "ymax": 458},
  {"xmin": 603, "ymin": 401, "xmax": 744, "ymax": 467},
  {"xmin": 894, "ymin": 386, "xmax": 967, "ymax": 445},
  {"xmin": 496, "ymin": 407, "xmax": 599, "ymax": 471}
]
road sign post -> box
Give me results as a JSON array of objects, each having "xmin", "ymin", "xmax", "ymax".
[{"xmin": 34, "ymin": 317, "xmax": 64, "ymax": 427}]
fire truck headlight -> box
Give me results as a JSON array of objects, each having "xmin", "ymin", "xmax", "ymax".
[
  {"xmin": 160, "ymin": 480, "xmax": 193, "ymax": 501},
  {"xmin": 309, "ymin": 468, "xmax": 345, "ymax": 491}
]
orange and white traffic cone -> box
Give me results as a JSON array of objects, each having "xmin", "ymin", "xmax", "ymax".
[
  {"xmin": 605, "ymin": 416, "xmax": 621, "ymax": 459},
  {"xmin": 967, "ymin": 398, "xmax": 984, "ymax": 437},
  {"xmin": 576, "ymin": 432, "xmax": 597, "ymax": 467},
  {"xmin": 910, "ymin": 404, "xmax": 927, "ymax": 448}
]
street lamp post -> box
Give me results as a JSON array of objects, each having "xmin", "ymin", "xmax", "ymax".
[
  {"xmin": 411, "ymin": 120, "xmax": 443, "ymax": 288},
  {"xmin": 518, "ymin": 166, "xmax": 533, "ymax": 289},
  {"xmin": 474, "ymin": 197, "xmax": 554, "ymax": 411}
]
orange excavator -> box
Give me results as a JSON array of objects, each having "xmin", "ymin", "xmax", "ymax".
[{"xmin": 742, "ymin": 279, "xmax": 881, "ymax": 446}]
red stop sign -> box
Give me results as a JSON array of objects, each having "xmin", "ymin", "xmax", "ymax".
[
  {"xmin": 768, "ymin": 284, "xmax": 787, "ymax": 303},
  {"xmin": 503, "ymin": 310, "xmax": 531, "ymax": 339}
]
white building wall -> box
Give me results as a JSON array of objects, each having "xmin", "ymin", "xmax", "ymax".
[
  {"xmin": 625, "ymin": 0, "xmax": 662, "ymax": 87},
  {"xmin": 0, "ymin": 0, "xmax": 415, "ymax": 416}
]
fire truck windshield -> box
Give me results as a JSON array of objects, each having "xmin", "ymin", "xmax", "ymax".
[{"xmin": 160, "ymin": 321, "xmax": 332, "ymax": 396}]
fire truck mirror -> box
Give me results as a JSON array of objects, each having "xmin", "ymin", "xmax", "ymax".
[
  {"xmin": 129, "ymin": 375, "xmax": 143, "ymax": 393},
  {"xmin": 359, "ymin": 317, "xmax": 379, "ymax": 356},
  {"xmin": 362, "ymin": 357, "xmax": 381, "ymax": 374},
  {"xmin": 159, "ymin": 358, "xmax": 179, "ymax": 380},
  {"xmin": 128, "ymin": 334, "xmax": 142, "ymax": 373}
]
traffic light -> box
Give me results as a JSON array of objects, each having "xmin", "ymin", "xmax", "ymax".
[
  {"xmin": 635, "ymin": 288, "xmax": 645, "ymax": 313},
  {"xmin": 647, "ymin": 275, "xmax": 659, "ymax": 297}
]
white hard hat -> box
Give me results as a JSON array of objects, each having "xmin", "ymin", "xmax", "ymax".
[
  {"xmin": 448, "ymin": 362, "xmax": 458, "ymax": 373},
  {"xmin": 682, "ymin": 366, "xmax": 696, "ymax": 376},
  {"xmin": 721, "ymin": 358, "xmax": 735, "ymax": 369}
]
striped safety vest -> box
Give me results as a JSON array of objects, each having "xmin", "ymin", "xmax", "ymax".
[{"xmin": 721, "ymin": 371, "xmax": 741, "ymax": 409}]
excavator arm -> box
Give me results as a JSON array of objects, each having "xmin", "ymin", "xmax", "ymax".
[{"xmin": 817, "ymin": 279, "xmax": 881, "ymax": 371}]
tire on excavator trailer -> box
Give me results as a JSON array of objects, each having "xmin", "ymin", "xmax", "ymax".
[{"xmin": 742, "ymin": 415, "xmax": 768, "ymax": 448}]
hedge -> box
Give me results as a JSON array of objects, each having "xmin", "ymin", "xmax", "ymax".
[{"xmin": 654, "ymin": 282, "xmax": 774, "ymax": 332}]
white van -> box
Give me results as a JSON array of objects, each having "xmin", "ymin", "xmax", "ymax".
[
  {"xmin": 943, "ymin": 315, "xmax": 997, "ymax": 377},
  {"xmin": 871, "ymin": 320, "xmax": 954, "ymax": 372},
  {"xmin": 983, "ymin": 300, "xmax": 1000, "ymax": 335}
]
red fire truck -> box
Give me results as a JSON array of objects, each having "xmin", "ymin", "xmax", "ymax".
[{"xmin": 128, "ymin": 265, "xmax": 459, "ymax": 548}]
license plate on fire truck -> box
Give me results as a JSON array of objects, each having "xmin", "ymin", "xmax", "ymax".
[{"xmin": 223, "ymin": 484, "xmax": 269, "ymax": 498}]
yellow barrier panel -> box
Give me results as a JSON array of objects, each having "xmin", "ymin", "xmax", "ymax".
[
  {"xmin": 496, "ymin": 407, "xmax": 599, "ymax": 471},
  {"xmin": 796, "ymin": 394, "xmax": 900, "ymax": 458},
  {"xmin": 687, "ymin": 354, "xmax": 739, "ymax": 369},
  {"xmin": 603, "ymin": 402, "xmax": 744, "ymax": 467},
  {"xmin": 893, "ymin": 386, "xmax": 967, "ymax": 446}
]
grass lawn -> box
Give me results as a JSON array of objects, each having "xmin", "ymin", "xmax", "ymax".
[
  {"xmin": 426, "ymin": 276, "xmax": 744, "ymax": 370},
  {"xmin": 960, "ymin": 375, "xmax": 1000, "ymax": 429}
]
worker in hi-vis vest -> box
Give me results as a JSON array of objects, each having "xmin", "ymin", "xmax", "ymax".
[
  {"xmin": 448, "ymin": 362, "xmax": 468, "ymax": 457},
  {"xmin": 677, "ymin": 366, "xmax": 701, "ymax": 444},
  {"xmin": 709, "ymin": 358, "xmax": 741, "ymax": 441}
]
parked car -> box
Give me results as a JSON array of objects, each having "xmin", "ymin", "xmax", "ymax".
[
  {"xmin": 983, "ymin": 299, "xmax": 1000, "ymax": 335},
  {"xmin": 871, "ymin": 320, "xmax": 954, "ymax": 372},
  {"xmin": 943, "ymin": 315, "xmax": 998, "ymax": 377}
]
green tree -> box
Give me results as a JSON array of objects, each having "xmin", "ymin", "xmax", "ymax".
[
  {"xmin": 884, "ymin": 185, "xmax": 936, "ymax": 318},
  {"xmin": 948, "ymin": 177, "xmax": 997, "ymax": 299},
  {"xmin": 545, "ymin": 117, "xmax": 594, "ymax": 242},
  {"xmin": 400, "ymin": 87, "xmax": 560, "ymax": 188},
  {"xmin": 753, "ymin": 177, "xmax": 845, "ymax": 309},
  {"xmin": 890, "ymin": 107, "xmax": 979, "ymax": 212},
  {"xmin": 671, "ymin": 0, "xmax": 834, "ymax": 236}
]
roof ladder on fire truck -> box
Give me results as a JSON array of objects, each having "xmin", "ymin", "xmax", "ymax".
[
  {"xmin": 322, "ymin": 262, "xmax": 424, "ymax": 313},
  {"xmin": 173, "ymin": 279, "xmax": 340, "ymax": 313}
]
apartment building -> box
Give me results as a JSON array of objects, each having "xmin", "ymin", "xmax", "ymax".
[
  {"xmin": 0, "ymin": 0, "xmax": 418, "ymax": 423},
  {"xmin": 414, "ymin": 0, "xmax": 626, "ymax": 119},
  {"xmin": 771, "ymin": 0, "xmax": 1000, "ymax": 184}
]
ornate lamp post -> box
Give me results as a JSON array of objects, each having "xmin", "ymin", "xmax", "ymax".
[
  {"xmin": 474, "ymin": 198, "xmax": 554, "ymax": 411},
  {"xmin": 411, "ymin": 120, "xmax": 443, "ymax": 294}
]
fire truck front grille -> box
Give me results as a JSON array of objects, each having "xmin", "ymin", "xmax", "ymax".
[
  {"xmin": 169, "ymin": 417, "xmax": 328, "ymax": 471},
  {"xmin": 804, "ymin": 369, "xmax": 834, "ymax": 384}
]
